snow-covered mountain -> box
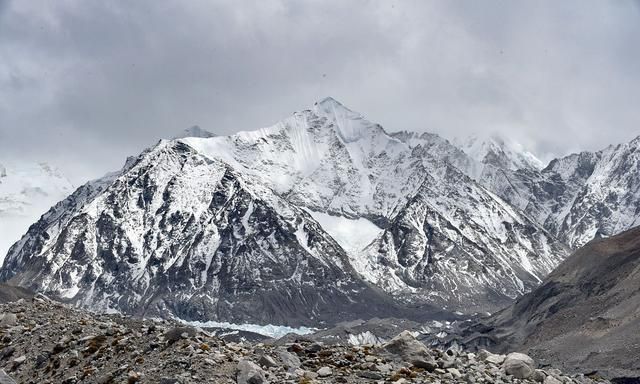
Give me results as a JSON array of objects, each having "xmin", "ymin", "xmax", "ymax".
[
  {"xmin": 0, "ymin": 161, "xmax": 73, "ymax": 265},
  {"xmin": 476, "ymin": 136, "xmax": 640, "ymax": 249},
  {"xmin": 1, "ymin": 97, "xmax": 638, "ymax": 325},
  {"xmin": 0, "ymin": 97, "xmax": 569, "ymax": 320},
  {"xmin": 0, "ymin": 141, "xmax": 432, "ymax": 326}
]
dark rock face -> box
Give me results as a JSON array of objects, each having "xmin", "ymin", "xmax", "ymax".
[
  {"xmin": 0, "ymin": 141, "xmax": 430, "ymax": 327},
  {"xmin": 461, "ymin": 226, "xmax": 640, "ymax": 380}
]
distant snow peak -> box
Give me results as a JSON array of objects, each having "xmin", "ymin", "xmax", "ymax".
[
  {"xmin": 313, "ymin": 97, "xmax": 377, "ymax": 143},
  {"xmin": 173, "ymin": 125, "xmax": 216, "ymax": 139},
  {"xmin": 454, "ymin": 133, "xmax": 544, "ymax": 171}
]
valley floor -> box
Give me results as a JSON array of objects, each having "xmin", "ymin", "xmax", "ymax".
[{"xmin": 0, "ymin": 296, "xmax": 609, "ymax": 384}]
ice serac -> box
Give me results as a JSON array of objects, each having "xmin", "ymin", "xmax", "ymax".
[
  {"xmin": 0, "ymin": 161, "xmax": 73, "ymax": 265},
  {"xmin": 0, "ymin": 140, "xmax": 429, "ymax": 326}
]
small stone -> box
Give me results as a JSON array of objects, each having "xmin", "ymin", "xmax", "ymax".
[
  {"xmin": 317, "ymin": 366, "xmax": 332, "ymax": 377},
  {"xmin": 478, "ymin": 349, "xmax": 506, "ymax": 365},
  {"xmin": 258, "ymin": 354, "xmax": 278, "ymax": 368},
  {"xmin": 358, "ymin": 371, "xmax": 383, "ymax": 380},
  {"xmin": 412, "ymin": 358, "xmax": 438, "ymax": 372},
  {"xmin": 532, "ymin": 369, "xmax": 546, "ymax": 382},
  {"xmin": 0, "ymin": 347, "xmax": 14, "ymax": 361},
  {"xmin": 303, "ymin": 371, "xmax": 318, "ymax": 379},
  {"xmin": 305, "ymin": 343, "xmax": 322, "ymax": 354},
  {"xmin": 447, "ymin": 368, "xmax": 462, "ymax": 378},
  {"xmin": 127, "ymin": 371, "xmax": 141, "ymax": 384},
  {"xmin": 164, "ymin": 327, "xmax": 197, "ymax": 344},
  {"xmin": 544, "ymin": 376, "xmax": 563, "ymax": 384}
]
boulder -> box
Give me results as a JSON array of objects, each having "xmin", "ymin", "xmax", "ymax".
[
  {"xmin": 379, "ymin": 331, "xmax": 432, "ymax": 362},
  {"xmin": 236, "ymin": 360, "xmax": 268, "ymax": 384},
  {"xmin": 544, "ymin": 375, "xmax": 562, "ymax": 384},
  {"xmin": 276, "ymin": 350, "xmax": 301, "ymax": 370},
  {"xmin": 504, "ymin": 352, "xmax": 536, "ymax": 379},
  {"xmin": 317, "ymin": 367, "xmax": 332, "ymax": 377},
  {"xmin": 257, "ymin": 355, "xmax": 278, "ymax": 368}
]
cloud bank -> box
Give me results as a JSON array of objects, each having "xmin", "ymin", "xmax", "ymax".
[{"xmin": 1, "ymin": 0, "xmax": 639, "ymax": 182}]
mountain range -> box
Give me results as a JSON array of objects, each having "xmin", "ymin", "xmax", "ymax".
[{"xmin": 1, "ymin": 97, "xmax": 639, "ymax": 327}]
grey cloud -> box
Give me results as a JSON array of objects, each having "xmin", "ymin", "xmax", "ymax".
[{"xmin": 1, "ymin": 0, "xmax": 639, "ymax": 182}]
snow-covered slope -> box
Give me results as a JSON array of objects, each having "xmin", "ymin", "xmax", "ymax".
[{"xmin": 0, "ymin": 161, "xmax": 73, "ymax": 265}]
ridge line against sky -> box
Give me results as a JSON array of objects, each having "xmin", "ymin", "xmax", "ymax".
[{"xmin": 1, "ymin": 0, "xmax": 640, "ymax": 184}]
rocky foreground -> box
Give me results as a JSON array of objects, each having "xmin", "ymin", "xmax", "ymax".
[{"xmin": 0, "ymin": 297, "xmax": 608, "ymax": 384}]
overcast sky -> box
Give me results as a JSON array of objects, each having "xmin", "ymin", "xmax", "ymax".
[{"xmin": 1, "ymin": 0, "xmax": 639, "ymax": 184}]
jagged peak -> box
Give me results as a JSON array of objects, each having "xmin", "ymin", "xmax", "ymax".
[
  {"xmin": 172, "ymin": 125, "xmax": 216, "ymax": 140},
  {"xmin": 312, "ymin": 97, "xmax": 361, "ymax": 121}
]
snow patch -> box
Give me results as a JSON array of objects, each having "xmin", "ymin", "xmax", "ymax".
[{"xmin": 305, "ymin": 210, "xmax": 382, "ymax": 255}]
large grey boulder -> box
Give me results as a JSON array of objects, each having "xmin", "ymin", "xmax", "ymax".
[
  {"xmin": 276, "ymin": 350, "xmax": 301, "ymax": 370},
  {"xmin": 236, "ymin": 360, "xmax": 268, "ymax": 384},
  {"xmin": 379, "ymin": 331, "xmax": 435, "ymax": 368},
  {"xmin": 503, "ymin": 352, "xmax": 536, "ymax": 379}
]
